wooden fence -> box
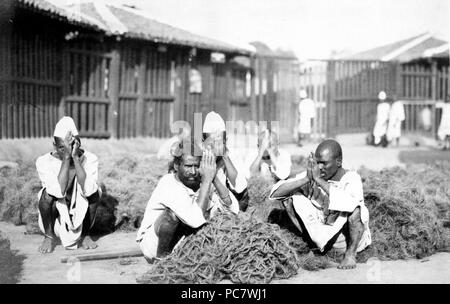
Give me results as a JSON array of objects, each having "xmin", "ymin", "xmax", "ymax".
[
  {"xmin": 0, "ymin": 18, "xmax": 63, "ymax": 139},
  {"xmin": 0, "ymin": 8, "xmax": 265, "ymax": 140},
  {"xmin": 299, "ymin": 61, "xmax": 327, "ymax": 139},
  {"xmin": 299, "ymin": 59, "xmax": 449, "ymax": 139},
  {"xmin": 63, "ymin": 39, "xmax": 111, "ymax": 138}
]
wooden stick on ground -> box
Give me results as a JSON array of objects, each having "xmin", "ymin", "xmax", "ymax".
[{"xmin": 60, "ymin": 248, "xmax": 144, "ymax": 263}]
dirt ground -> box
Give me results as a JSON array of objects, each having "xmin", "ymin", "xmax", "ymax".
[
  {"xmin": 1, "ymin": 132, "xmax": 449, "ymax": 284},
  {"xmin": 1, "ymin": 221, "xmax": 448, "ymax": 284}
]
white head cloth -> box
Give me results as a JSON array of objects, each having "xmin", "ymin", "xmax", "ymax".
[
  {"xmin": 203, "ymin": 111, "xmax": 226, "ymax": 133},
  {"xmin": 299, "ymin": 90, "xmax": 308, "ymax": 99},
  {"xmin": 54, "ymin": 116, "xmax": 79, "ymax": 138},
  {"xmin": 378, "ymin": 91, "xmax": 387, "ymax": 101}
]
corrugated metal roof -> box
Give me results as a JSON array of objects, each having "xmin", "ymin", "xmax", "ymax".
[
  {"xmin": 249, "ymin": 41, "xmax": 298, "ymax": 59},
  {"xmin": 16, "ymin": 0, "xmax": 107, "ymax": 31},
  {"xmin": 345, "ymin": 33, "xmax": 448, "ymax": 62},
  {"xmin": 75, "ymin": 2, "xmax": 251, "ymax": 54}
]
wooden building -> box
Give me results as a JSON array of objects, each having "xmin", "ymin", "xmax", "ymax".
[
  {"xmin": 300, "ymin": 33, "xmax": 449, "ymax": 139},
  {"xmin": 0, "ymin": 0, "xmax": 258, "ymax": 139},
  {"xmin": 0, "ymin": 0, "xmax": 301, "ymax": 141}
]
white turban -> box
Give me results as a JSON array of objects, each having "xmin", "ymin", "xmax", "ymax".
[
  {"xmin": 54, "ymin": 116, "xmax": 79, "ymax": 138},
  {"xmin": 203, "ymin": 111, "xmax": 226, "ymax": 133},
  {"xmin": 299, "ymin": 90, "xmax": 308, "ymax": 99},
  {"xmin": 378, "ymin": 91, "xmax": 387, "ymax": 101}
]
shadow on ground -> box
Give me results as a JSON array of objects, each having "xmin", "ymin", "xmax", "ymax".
[{"xmin": 0, "ymin": 235, "xmax": 26, "ymax": 284}]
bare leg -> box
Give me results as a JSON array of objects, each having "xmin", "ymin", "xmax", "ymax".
[
  {"xmin": 80, "ymin": 191, "xmax": 100, "ymax": 250},
  {"xmin": 338, "ymin": 207, "xmax": 364, "ymax": 270},
  {"xmin": 153, "ymin": 208, "xmax": 184, "ymax": 258},
  {"xmin": 38, "ymin": 190, "xmax": 59, "ymax": 254}
]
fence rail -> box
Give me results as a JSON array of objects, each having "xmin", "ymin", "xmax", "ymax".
[{"xmin": 299, "ymin": 59, "xmax": 449, "ymax": 139}]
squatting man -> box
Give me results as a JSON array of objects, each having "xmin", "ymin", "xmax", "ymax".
[
  {"xmin": 137, "ymin": 111, "xmax": 245, "ymax": 260},
  {"xmin": 136, "ymin": 139, "xmax": 240, "ymax": 260},
  {"xmin": 269, "ymin": 139, "xmax": 371, "ymax": 269},
  {"xmin": 36, "ymin": 116, "xmax": 101, "ymax": 253}
]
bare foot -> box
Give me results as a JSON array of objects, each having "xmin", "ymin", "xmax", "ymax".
[
  {"xmin": 81, "ymin": 236, "xmax": 98, "ymax": 250},
  {"xmin": 338, "ymin": 255, "xmax": 357, "ymax": 270},
  {"xmin": 38, "ymin": 237, "xmax": 56, "ymax": 254}
]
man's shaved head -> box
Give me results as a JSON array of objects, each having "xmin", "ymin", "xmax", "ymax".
[
  {"xmin": 314, "ymin": 139, "xmax": 343, "ymax": 181},
  {"xmin": 315, "ymin": 139, "xmax": 342, "ymax": 161}
]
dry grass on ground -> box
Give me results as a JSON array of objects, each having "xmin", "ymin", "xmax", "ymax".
[{"xmin": 0, "ymin": 149, "xmax": 449, "ymax": 282}]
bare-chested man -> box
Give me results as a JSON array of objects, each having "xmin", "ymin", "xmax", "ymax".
[
  {"xmin": 269, "ymin": 139, "xmax": 371, "ymax": 269},
  {"xmin": 36, "ymin": 116, "xmax": 101, "ymax": 253}
]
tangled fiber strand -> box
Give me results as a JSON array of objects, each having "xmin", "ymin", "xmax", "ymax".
[
  {"xmin": 359, "ymin": 166, "xmax": 449, "ymax": 261},
  {"xmin": 247, "ymin": 175, "xmax": 274, "ymax": 208},
  {"xmin": 137, "ymin": 212, "xmax": 302, "ymax": 284}
]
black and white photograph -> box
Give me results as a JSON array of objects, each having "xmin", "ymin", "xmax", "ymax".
[{"xmin": 0, "ymin": 0, "xmax": 449, "ymax": 288}]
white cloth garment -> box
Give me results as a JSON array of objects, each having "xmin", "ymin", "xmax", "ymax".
[
  {"xmin": 137, "ymin": 173, "xmax": 239, "ymax": 259},
  {"xmin": 217, "ymin": 150, "xmax": 248, "ymax": 194},
  {"xmin": 243, "ymin": 148, "xmax": 292, "ymax": 180},
  {"xmin": 298, "ymin": 98, "xmax": 316, "ymax": 134},
  {"xmin": 269, "ymin": 171, "xmax": 371, "ymax": 252},
  {"xmin": 373, "ymin": 102, "xmax": 391, "ymax": 144},
  {"xmin": 438, "ymin": 103, "xmax": 450, "ymax": 141},
  {"xmin": 386, "ymin": 101, "xmax": 405, "ymax": 141},
  {"xmin": 53, "ymin": 116, "xmax": 79, "ymax": 138},
  {"xmin": 36, "ymin": 151, "xmax": 99, "ymax": 249},
  {"xmin": 203, "ymin": 111, "xmax": 226, "ymax": 133}
]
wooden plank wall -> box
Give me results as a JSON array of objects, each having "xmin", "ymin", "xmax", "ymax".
[
  {"xmin": 299, "ymin": 61, "xmax": 327, "ymax": 139},
  {"xmin": 328, "ymin": 60, "xmax": 396, "ymax": 135},
  {"xmin": 275, "ymin": 57, "xmax": 300, "ymax": 142},
  {"xmin": 399, "ymin": 63, "xmax": 449, "ymax": 137},
  {"xmin": 64, "ymin": 39, "xmax": 111, "ymax": 138},
  {"xmin": 117, "ymin": 43, "xmax": 176, "ymax": 138},
  {"xmin": 143, "ymin": 46, "xmax": 174, "ymax": 138},
  {"xmin": 229, "ymin": 67, "xmax": 251, "ymax": 123},
  {"xmin": 250, "ymin": 55, "xmax": 300, "ymax": 141},
  {"xmin": 0, "ymin": 23, "xmax": 62, "ymax": 139}
]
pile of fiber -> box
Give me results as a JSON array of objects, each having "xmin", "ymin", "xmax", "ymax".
[
  {"xmin": 98, "ymin": 153, "xmax": 167, "ymax": 231},
  {"xmin": 0, "ymin": 161, "xmax": 41, "ymax": 228},
  {"xmin": 0, "ymin": 153, "xmax": 168, "ymax": 233},
  {"xmin": 137, "ymin": 212, "xmax": 331, "ymax": 284},
  {"xmin": 359, "ymin": 164, "xmax": 450, "ymax": 261}
]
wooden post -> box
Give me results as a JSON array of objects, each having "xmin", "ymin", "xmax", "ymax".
[
  {"xmin": 326, "ymin": 61, "xmax": 336, "ymax": 137},
  {"xmin": 173, "ymin": 50, "xmax": 183, "ymax": 122},
  {"xmin": 431, "ymin": 60, "xmax": 437, "ymax": 100},
  {"xmin": 250, "ymin": 55, "xmax": 257, "ymax": 122},
  {"xmin": 224, "ymin": 57, "xmax": 232, "ymax": 121},
  {"xmin": 258, "ymin": 57, "xmax": 264, "ymax": 122},
  {"xmin": 430, "ymin": 60, "xmax": 438, "ymax": 137},
  {"xmin": 108, "ymin": 43, "xmax": 120, "ymax": 139},
  {"xmin": 136, "ymin": 48, "xmax": 146, "ymax": 136}
]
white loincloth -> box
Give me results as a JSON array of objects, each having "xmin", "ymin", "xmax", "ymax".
[
  {"xmin": 292, "ymin": 195, "xmax": 371, "ymax": 252},
  {"xmin": 37, "ymin": 185, "xmax": 89, "ymax": 249}
]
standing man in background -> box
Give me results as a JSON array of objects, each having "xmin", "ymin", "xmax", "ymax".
[
  {"xmin": 297, "ymin": 90, "xmax": 316, "ymax": 147},
  {"xmin": 386, "ymin": 98, "xmax": 405, "ymax": 147},
  {"xmin": 372, "ymin": 91, "xmax": 391, "ymax": 147},
  {"xmin": 438, "ymin": 95, "xmax": 450, "ymax": 151}
]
